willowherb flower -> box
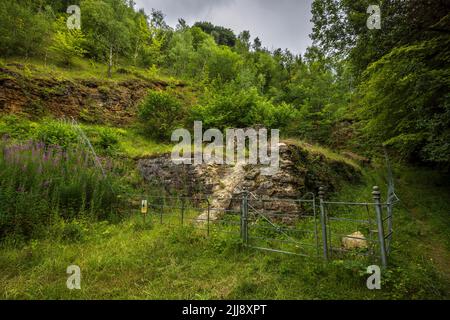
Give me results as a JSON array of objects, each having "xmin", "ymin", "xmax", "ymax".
[{"xmin": 43, "ymin": 150, "xmax": 50, "ymax": 162}]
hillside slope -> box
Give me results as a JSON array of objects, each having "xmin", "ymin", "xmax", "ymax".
[{"xmin": 0, "ymin": 62, "xmax": 184, "ymax": 126}]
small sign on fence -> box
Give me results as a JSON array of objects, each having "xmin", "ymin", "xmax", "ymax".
[{"xmin": 141, "ymin": 200, "xmax": 148, "ymax": 214}]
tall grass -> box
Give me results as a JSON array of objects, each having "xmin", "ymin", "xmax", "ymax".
[{"xmin": 0, "ymin": 138, "xmax": 120, "ymax": 241}]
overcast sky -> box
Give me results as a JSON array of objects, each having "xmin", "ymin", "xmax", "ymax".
[{"xmin": 133, "ymin": 0, "xmax": 314, "ymax": 55}]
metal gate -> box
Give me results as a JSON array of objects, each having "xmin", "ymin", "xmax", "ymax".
[
  {"xmin": 132, "ymin": 185, "xmax": 396, "ymax": 266},
  {"xmin": 318, "ymin": 186, "xmax": 396, "ymax": 267},
  {"xmin": 242, "ymin": 192, "xmax": 319, "ymax": 257}
]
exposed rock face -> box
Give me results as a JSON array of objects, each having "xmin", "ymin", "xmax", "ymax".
[
  {"xmin": 138, "ymin": 142, "xmax": 361, "ymax": 220},
  {"xmin": 0, "ymin": 65, "xmax": 179, "ymax": 125}
]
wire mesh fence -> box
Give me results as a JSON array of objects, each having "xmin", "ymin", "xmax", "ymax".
[{"xmin": 124, "ymin": 185, "xmax": 396, "ymax": 266}]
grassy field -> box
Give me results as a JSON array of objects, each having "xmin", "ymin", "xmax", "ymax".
[{"xmin": 1, "ymin": 166, "xmax": 449, "ymax": 300}]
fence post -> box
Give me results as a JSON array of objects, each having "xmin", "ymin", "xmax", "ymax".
[
  {"xmin": 207, "ymin": 198, "xmax": 210, "ymax": 237},
  {"xmin": 373, "ymin": 186, "xmax": 388, "ymax": 268},
  {"xmin": 181, "ymin": 197, "xmax": 185, "ymax": 226},
  {"xmin": 159, "ymin": 191, "xmax": 164, "ymax": 224},
  {"xmin": 386, "ymin": 198, "xmax": 393, "ymax": 254},
  {"xmin": 319, "ymin": 187, "xmax": 328, "ymax": 260},
  {"xmin": 241, "ymin": 191, "xmax": 249, "ymax": 245}
]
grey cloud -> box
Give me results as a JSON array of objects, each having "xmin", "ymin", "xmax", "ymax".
[{"xmin": 134, "ymin": 0, "xmax": 313, "ymax": 54}]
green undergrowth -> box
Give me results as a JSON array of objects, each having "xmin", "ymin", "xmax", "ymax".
[
  {"xmin": 0, "ymin": 115, "xmax": 173, "ymax": 159},
  {"xmin": 0, "ymin": 113, "xmax": 448, "ymax": 300},
  {"xmin": 331, "ymin": 165, "xmax": 450, "ymax": 299},
  {"xmin": 1, "ymin": 165, "xmax": 449, "ymax": 299}
]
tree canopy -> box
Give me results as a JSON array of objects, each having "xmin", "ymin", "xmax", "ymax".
[{"xmin": 1, "ymin": 0, "xmax": 449, "ymax": 166}]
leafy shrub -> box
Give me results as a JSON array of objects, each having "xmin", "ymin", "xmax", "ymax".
[
  {"xmin": 0, "ymin": 115, "xmax": 34, "ymax": 140},
  {"xmin": 97, "ymin": 127, "xmax": 120, "ymax": 150},
  {"xmin": 0, "ymin": 2, "xmax": 53, "ymax": 57},
  {"xmin": 192, "ymin": 87, "xmax": 298, "ymax": 131},
  {"xmin": 82, "ymin": 126, "xmax": 121, "ymax": 154},
  {"xmin": 138, "ymin": 90, "xmax": 186, "ymax": 139},
  {"xmin": 33, "ymin": 120, "xmax": 78, "ymax": 149}
]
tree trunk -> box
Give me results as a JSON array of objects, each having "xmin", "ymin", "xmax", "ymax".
[
  {"xmin": 134, "ymin": 40, "xmax": 139, "ymax": 66},
  {"xmin": 108, "ymin": 45, "xmax": 113, "ymax": 78}
]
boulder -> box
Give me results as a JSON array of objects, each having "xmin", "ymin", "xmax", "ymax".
[{"xmin": 342, "ymin": 231, "xmax": 368, "ymax": 250}]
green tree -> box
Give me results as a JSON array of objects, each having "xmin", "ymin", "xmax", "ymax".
[
  {"xmin": 0, "ymin": 1, "xmax": 53, "ymax": 58},
  {"xmin": 358, "ymin": 36, "xmax": 450, "ymax": 164},
  {"xmin": 130, "ymin": 11, "xmax": 151, "ymax": 66},
  {"xmin": 236, "ymin": 30, "xmax": 251, "ymax": 53},
  {"xmin": 176, "ymin": 18, "xmax": 188, "ymax": 31},
  {"xmin": 81, "ymin": 0, "xmax": 133, "ymax": 77},
  {"xmin": 49, "ymin": 17, "xmax": 86, "ymax": 66},
  {"xmin": 252, "ymin": 37, "xmax": 262, "ymax": 51},
  {"xmin": 198, "ymin": 39, "xmax": 242, "ymax": 82},
  {"xmin": 311, "ymin": 0, "xmax": 450, "ymax": 165},
  {"xmin": 281, "ymin": 47, "xmax": 351, "ymax": 144},
  {"xmin": 311, "ymin": 0, "xmax": 450, "ymax": 74},
  {"xmin": 193, "ymin": 21, "xmax": 236, "ymax": 47}
]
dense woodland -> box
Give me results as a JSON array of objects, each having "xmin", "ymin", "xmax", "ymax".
[{"xmin": 1, "ymin": 0, "xmax": 449, "ymax": 167}]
